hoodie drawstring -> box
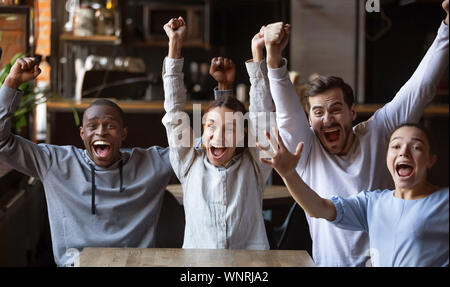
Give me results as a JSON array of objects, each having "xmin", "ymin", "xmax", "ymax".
[
  {"xmin": 90, "ymin": 159, "xmax": 124, "ymax": 215},
  {"xmin": 90, "ymin": 163, "xmax": 96, "ymax": 215},
  {"xmin": 119, "ymin": 159, "xmax": 124, "ymax": 193}
]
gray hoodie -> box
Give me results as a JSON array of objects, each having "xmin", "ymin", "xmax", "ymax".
[{"xmin": 0, "ymin": 85, "xmax": 174, "ymax": 266}]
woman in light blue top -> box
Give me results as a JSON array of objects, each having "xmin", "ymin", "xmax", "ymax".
[{"xmin": 258, "ymin": 123, "xmax": 448, "ymax": 266}]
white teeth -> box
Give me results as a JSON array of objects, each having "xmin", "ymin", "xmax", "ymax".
[
  {"xmin": 211, "ymin": 144, "xmax": 225, "ymax": 148},
  {"xmin": 93, "ymin": 141, "xmax": 110, "ymax": 146},
  {"xmin": 325, "ymin": 127, "xmax": 339, "ymax": 133},
  {"xmin": 396, "ymin": 162, "xmax": 412, "ymax": 168}
]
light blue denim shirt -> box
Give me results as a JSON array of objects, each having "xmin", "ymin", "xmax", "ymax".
[
  {"xmin": 331, "ymin": 188, "xmax": 449, "ymax": 267},
  {"xmin": 162, "ymin": 57, "xmax": 274, "ymax": 249}
]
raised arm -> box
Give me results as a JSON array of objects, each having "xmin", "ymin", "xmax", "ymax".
[
  {"xmin": 376, "ymin": 1, "xmax": 449, "ymax": 134},
  {"xmin": 0, "ymin": 57, "xmax": 52, "ymax": 179},
  {"xmin": 264, "ymin": 22, "xmax": 314, "ymax": 172},
  {"xmin": 245, "ymin": 25, "xmax": 276, "ymax": 184},
  {"xmin": 161, "ymin": 17, "xmax": 196, "ymax": 179}
]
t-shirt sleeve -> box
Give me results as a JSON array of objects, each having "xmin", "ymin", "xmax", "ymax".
[{"xmin": 330, "ymin": 191, "xmax": 370, "ymax": 233}]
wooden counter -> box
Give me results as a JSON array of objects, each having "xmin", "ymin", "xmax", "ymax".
[{"xmin": 76, "ymin": 247, "xmax": 316, "ymax": 267}]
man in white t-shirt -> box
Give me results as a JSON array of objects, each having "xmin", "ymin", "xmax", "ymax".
[{"xmin": 262, "ymin": 1, "xmax": 449, "ymax": 266}]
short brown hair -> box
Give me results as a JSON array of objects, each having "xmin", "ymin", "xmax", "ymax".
[{"xmin": 304, "ymin": 75, "xmax": 354, "ymax": 111}]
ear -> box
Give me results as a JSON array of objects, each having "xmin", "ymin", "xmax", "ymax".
[
  {"xmin": 121, "ymin": 127, "xmax": 128, "ymax": 142},
  {"xmin": 428, "ymin": 154, "xmax": 437, "ymax": 169},
  {"xmin": 80, "ymin": 126, "xmax": 85, "ymax": 141},
  {"xmin": 350, "ymin": 103, "xmax": 357, "ymax": 121}
]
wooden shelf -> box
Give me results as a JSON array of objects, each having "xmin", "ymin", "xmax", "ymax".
[
  {"xmin": 46, "ymin": 99, "xmax": 214, "ymax": 113},
  {"xmin": 59, "ymin": 33, "xmax": 121, "ymax": 44},
  {"xmin": 46, "ymin": 99, "xmax": 449, "ymax": 117},
  {"xmin": 130, "ymin": 40, "xmax": 210, "ymax": 50}
]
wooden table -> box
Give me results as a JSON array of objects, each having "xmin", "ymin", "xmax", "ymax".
[
  {"xmin": 76, "ymin": 248, "xmax": 315, "ymax": 267},
  {"xmin": 166, "ymin": 184, "xmax": 293, "ymax": 209}
]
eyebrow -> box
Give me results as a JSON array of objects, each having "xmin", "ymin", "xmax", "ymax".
[
  {"xmin": 390, "ymin": 137, "xmax": 425, "ymax": 144},
  {"xmin": 86, "ymin": 115, "xmax": 120, "ymax": 122},
  {"xmin": 311, "ymin": 102, "xmax": 344, "ymax": 111}
]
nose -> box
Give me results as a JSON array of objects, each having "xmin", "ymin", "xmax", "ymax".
[
  {"xmin": 398, "ymin": 144, "xmax": 411, "ymax": 158},
  {"xmin": 95, "ymin": 124, "xmax": 108, "ymax": 136},
  {"xmin": 323, "ymin": 112, "xmax": 335, "ymax": 127},
  {"xmin": 211, "ymin": 128, "xmax": 225, "ymax": 146}
]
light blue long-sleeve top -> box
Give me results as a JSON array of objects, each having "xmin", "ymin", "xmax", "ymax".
[{"xmin": 330, "ymin": 188, "xmax": 449, "ymax": 267}]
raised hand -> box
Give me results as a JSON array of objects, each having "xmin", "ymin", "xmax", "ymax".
[
  {"xmin": 209, "ymin": 57, "xmax": 235, "ymax": 91},
  {"xmin": 163, "ymin": 16, "xmax": 186, "ymax": 59},
  {"xmin": 443, "ymin": 0, "xmax": 449, "ymax": 25},
  {"xmin": 257, "ymin": 127, "xmax": 303, "ymax": 178},
  {"xmin": 264, "ymin": 22, "xmax": 291, "ymax": 68},
  {"xmin": 5, "ymin": 57, "xmax": 41, "ymax": 90},
  {"xmin": 251, "ymin": 25, "xmax": 266, "ymax": 62}
]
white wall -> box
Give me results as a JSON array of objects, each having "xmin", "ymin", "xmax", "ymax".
[{"xmin": 290, "ymin": 0, "xmax": 365, "ymax": 102}]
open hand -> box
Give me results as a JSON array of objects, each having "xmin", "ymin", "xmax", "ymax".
[
  {"xmin": 209, "ymin": 57, "xmax": 235, "ymax": 90},
  {"xmin": 257, "ymin": 127, "xmax": 303, "ymax": 178},
  {"xmin": 5, "ymin": 57, "xmax": 41, "ymax": 90}
]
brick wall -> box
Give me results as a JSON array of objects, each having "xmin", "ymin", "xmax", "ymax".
[{"xmin": 34, "ymin": 0, "xmax": 51, "ymax": 84}]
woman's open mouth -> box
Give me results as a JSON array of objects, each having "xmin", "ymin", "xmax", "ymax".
[
  {"xmin": 395, "ymin": 162, "xmax": 414, "ymax": 178},
  {"xmin": 207, "ymin": 144, "xmax": 232, "ymax": 166},
  {"xmin": 92, "ymin": 140, "xmax": 112, "ymax": 160},
  {"xmin": 210, "ymin": 145, "xmax": 227, "ymax": 159}
]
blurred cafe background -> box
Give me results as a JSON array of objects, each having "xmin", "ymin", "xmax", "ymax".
[{"xmin": 0, "ymin": 0, "xmax": 448, "ymax": 266}]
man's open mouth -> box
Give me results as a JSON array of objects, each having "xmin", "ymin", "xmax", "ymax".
[
  {"xmin": 323, "ymin": 127, "xmax": 340, "ymax": 143},
  {"xmin": 92, "ymin": 140, "xmax": 111, "ymax": 159},
  {"xmin": 395, "ymin": 162, "xmax": 414, "ymax": 178}
]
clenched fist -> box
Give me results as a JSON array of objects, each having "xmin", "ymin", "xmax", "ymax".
[
  {"xmin": 443, "ymin": 0, "xmax": 449, "ymax": 25},
  {"xmin": 209, "ymin": 57, "xmax": 235, "ymax": 91},
  {"xmin": 163, "ymin": 17, "xmax": 186, "ymax": 59},
  {"xmin": 5, "ymin": 57, "xmax": 41, "ymax": 90},
  {"xmin": 264, "ymin": 22, "xmax": 291, "ymax": 68},
  {"xmin": 251, "ymin": 26, "xmax": 266, "ymax": 62}
]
